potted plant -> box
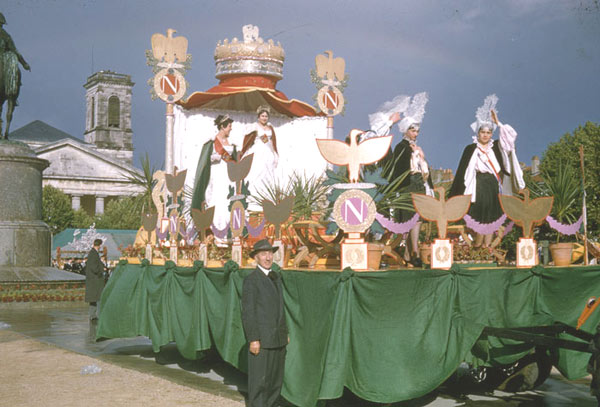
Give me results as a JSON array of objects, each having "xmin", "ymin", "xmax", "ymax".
[{"xmin": 530, "ymin": 162, "xmax": 582, "ymax": 266}]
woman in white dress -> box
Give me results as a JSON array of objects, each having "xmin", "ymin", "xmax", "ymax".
[
  {"xmin": 191, "ymin": 114, "xmax": 237, "ymax": 231},
  {"xmin": 240, "ymin": 105, "xmax": 279, "ymax": 210}
]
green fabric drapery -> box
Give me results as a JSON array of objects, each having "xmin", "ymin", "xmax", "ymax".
[{"xmin": 97, "ymin": 261, "xmax": 600, "ymax": 407}]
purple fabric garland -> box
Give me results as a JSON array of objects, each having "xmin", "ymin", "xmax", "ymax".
[
  {"xmin": 464, "ymin": 214, "xmax": 507, "ymax": 235},
  {"xmin": 546, "ymin": 215, "xmax": 583, "ymax": 236},
  {"xmin": 155, "ymin": 227, "xmax": 168, "ymax": 241},
  {"xmin": 211, "ymin": 223, "xmax": 230, "ymax": 240},
  {"xmin": 247, "ymin": 218, "xmax": 266, "ymax": 237},
  {"xmin": 375, "ymin": 212, "xmax": 420, "ymax": 234}
]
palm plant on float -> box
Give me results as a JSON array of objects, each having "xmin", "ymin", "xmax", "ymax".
[{"xmin": 528, "ymin": 161, "xmax": 582, "ymax": 265}]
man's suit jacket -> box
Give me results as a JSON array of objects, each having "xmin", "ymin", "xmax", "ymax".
[
  {"xmin": 84, "ymin": 248, "xmax": 105, "ymax": 303},
  {"xmin": 241, "ymin": 268, "xmax": 288, "ymax": 349}
]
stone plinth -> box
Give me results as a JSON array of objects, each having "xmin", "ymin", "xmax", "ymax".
[{"xmin": 0, "ymin": 141, "xmax": 51, "ymax": 268}]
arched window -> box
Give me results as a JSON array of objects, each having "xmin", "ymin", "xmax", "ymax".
[
  {"xmin": 108, "ymin": 96, "xmax": 120, "ymax": 128},
  {"xmin": 90, "ymin": 97, "xmax": 95, "ymax": 128}
]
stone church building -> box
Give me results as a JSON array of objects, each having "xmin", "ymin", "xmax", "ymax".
[{"xmin": 10, "ymin": 70, "xmax": 143, "ymax": 215}]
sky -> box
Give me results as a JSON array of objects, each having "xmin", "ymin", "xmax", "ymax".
[{"xmin": 4, "ymin": 0, "xmax": 600, "ymax": 172}]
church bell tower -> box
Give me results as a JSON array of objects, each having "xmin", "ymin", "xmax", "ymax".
[{"xmin": 83, "ymin": 71, "xmax": 134, "ymax": 165}]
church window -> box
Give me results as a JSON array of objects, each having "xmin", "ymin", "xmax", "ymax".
[
  {"xmin": 90, "ymin": 97, "xmax": 95, "ymax": 128},
  {"xmin": 108, "ymin": 96, "xmax": 120, "ymax": 128}
]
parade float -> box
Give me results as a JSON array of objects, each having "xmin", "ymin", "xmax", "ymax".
[{"xmin": 98, "ymin": 25, "xmax": 600, "ymax": 407}]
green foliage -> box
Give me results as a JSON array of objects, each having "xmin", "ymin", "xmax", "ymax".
[
  {"xmin": 122, "ymin": 153, "xmax": 157, "ymax": 215},
  {"xmin": 539, "ymin": 121, "xmax": 599, "ymax": 237},
  {"xmin": 95, "ymin": 197, "xmax": 142, "ymax": 230},
  {"xmin": 72, "ymin": 209, "xmax": 94, "ymax": 229},
  {"xmin": 42, "ymin": 185, "xmax": 74, "ymax": 234}
]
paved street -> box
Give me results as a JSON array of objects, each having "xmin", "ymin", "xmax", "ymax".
[{"xmin": 0, "ymin": 304, "xmax": 598, "ymax": 406}]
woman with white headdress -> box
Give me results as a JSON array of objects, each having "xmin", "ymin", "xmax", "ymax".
[
  {"xmin": 382, "ymin": 92, "xmax": 433, "ymax": 267},
  {"xmin": 449, "ymin": 94, "xmax": 525, "ymax": 247}
]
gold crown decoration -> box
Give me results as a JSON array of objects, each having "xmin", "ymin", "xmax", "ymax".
[{"xmin": 214, "ymin": 25, "xmax": 285, "ymax": 80}]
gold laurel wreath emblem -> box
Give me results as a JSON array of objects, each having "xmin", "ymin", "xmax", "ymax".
[
  {"xmin": 520, "ymin": 245, "xmax": 534, "ymax": 261},
  {"xmin": 345, "ymin": 247, "xmax": 364, "ymax": 266},
  {"xmin": 435, "ymin": 246, "xmax": 450, "ymax": 263}
]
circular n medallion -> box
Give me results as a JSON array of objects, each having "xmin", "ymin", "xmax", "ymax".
[
  {"xmin": 333, "ymin": 189, "xmax": 376, "ymax": 233},
  {"xmin": 230, "ymin": 201, "xmax": 246, "ymax": 238},
  {"xmin": 317, "ymin": 85, "xmax": 344, "ymax": 116},
  {"xmin": 154, "ymin": 68, "xmax": 186, "ymax": 102}
]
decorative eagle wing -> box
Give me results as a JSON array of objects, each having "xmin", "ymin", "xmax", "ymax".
[
  {"xmin": 315, "ymin": 53, "xmax": 329, "ymax": 79},
  {"xmin": 445, "ymin": 195, "xmax": 472, "ymax": 222},
  {"xmin": 165, "ymin": 168, "xmax": 187, "ymax": 194},
  {"xmin": 315, "ymin": 139, "xmax": 351, "ymax": 166},
  {"xmin": 499, "ymin": 191, "xmax": 553, "ymax": 238},
  {"xmin": 332, "ymin": 57, "xmax": 345, "ymax": 81},
  {"xmin": 191, "ymin": 207, "xmax": 215, "ymax": 239},
  {"xmin": 412, "ymin": 194, "xmax": 442, "ymax": 223},
  {"xmin": 357, "ymin": 135, "xmax": 392, "ymax": 165},
  {"xmin": 263, "ymin": 195, "xmax": 295, "ymax": 226},
  {"xmin": 151, "ymin": 30, "xmax": 188, "ymax": 63},
  {"xmin": 227, "ymin": 154, "xmax": 254, "ymax": 183}
]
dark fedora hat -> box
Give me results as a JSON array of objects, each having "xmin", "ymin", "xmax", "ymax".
[{"xmin": 249, "ymin": 239, "xmax": 279, "ymax": 258}]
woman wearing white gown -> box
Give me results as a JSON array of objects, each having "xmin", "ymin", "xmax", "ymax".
[
  {"xmin": 191, "ymin": 114, "xmax": 237, "ymax": 231},
  {"xmin": 241, "ymin": 105, "xmax": 279, "ymax": 210}
]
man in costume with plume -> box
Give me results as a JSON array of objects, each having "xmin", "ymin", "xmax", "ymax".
[{"xmin": 449, "ymin": 94, "xmax": 525, "ymax": 247}]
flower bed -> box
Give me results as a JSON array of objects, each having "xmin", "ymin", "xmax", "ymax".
[{"xmin": 0, "ymin": 282, "xmax": 85, "ymax": 303}]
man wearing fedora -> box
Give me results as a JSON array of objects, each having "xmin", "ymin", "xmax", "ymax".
[{"xmin": 242, "ymin": 239, "xmax": 288, "ymax": 407}]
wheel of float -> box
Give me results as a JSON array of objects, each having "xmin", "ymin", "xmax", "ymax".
[{"xmin": 495, "ymin": 348, "xmax": 554, "ymax": 392}]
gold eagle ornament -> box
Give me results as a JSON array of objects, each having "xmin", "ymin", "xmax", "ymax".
[
  {"xmin": 316, "ymin": 129, "xmax": 392, "ymax": 183},
  {"xmin": 263, "ymin": 196, "xmax": 295, "ymax": 239},
  {"xmin": 412, "ymin": 186, "xmax": 471, "ymax": 239},
  {"xmin": 191, "ymin": 206, "xmax": 216, "ymax": 242},
  {"xmin": 315, "ymin": 50, "xmax": 345, "ymax": 82},
  {"xmin": 499, "ymin": 189, "xmax": 553, "ymax": 238},
  {"xmin": 151, "ymin": 29, "xmax": 188, "ymax": 64}
]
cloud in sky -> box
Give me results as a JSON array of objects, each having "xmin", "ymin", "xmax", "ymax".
[{"xmin": 3, "ymin": 0, "xmax": 600, "ymax": 172}]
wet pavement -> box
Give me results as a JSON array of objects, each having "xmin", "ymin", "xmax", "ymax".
[{"xmin": 0, "ymin": 304, "xmax": 598, "ymax": 406}]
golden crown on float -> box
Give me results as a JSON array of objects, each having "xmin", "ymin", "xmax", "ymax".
[{"xmin": 214, "ymin": 24, "xmax": 285, "ymax": 80}]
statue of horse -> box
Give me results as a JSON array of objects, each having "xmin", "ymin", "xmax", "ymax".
[{"xmin": 0, "ymin": 13, "xmax": 30, "ymax": 140}]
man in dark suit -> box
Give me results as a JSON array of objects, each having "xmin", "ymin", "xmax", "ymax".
[
  {"xmin": 84, "ymin": 238, "xmax": 105, "ymax": 321},
  {"xmin": 242, "ymin": 239, "xmax": 288, "ymax": 407}
]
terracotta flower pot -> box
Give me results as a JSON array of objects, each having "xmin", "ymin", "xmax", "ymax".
[
  {"xmin": 420, "ymin": 244, "xmax": 432, "ymax": 265},
  {"xmin": 367, "ymin": 243, "xmax": 384, "ymax": 270},
  {"xmin": 549, "ymin": 242, "xmax": 573, "ymax": 267}
]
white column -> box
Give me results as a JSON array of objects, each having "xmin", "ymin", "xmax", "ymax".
[
  {"xmin": 165, "ymin": 103, "xmax": 174, "ymax": 174},
  {"xmin": 95, "ymin": 195, "xmax": 106, "ymax": 215},
  {"xmin": 71, "ymin": 195, "xmax": 81, "ymax": 211}
]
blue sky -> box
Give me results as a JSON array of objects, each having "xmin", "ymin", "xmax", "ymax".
[{"xmin": 4, "ymin": 0, "xmax": 600, "ymax": 171}]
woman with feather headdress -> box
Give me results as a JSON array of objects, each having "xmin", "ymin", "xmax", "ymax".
[{"xmin": 449, "ymin": 95, "xmax": 525, "ymax": 247}]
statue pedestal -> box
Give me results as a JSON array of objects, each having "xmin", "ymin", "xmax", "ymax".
[
  {"xmin": 0, "ymin": 142, "xmax": 50, "ymax": 267},
  {"xmin": 431, "ymin": 239, "xmax": 453, "ymax": 270},
  {"xmin": 517, "ymin": 238, "xmax": 537, "ymax": 268},
  {"xmin": 145, "ymin": 244, "xmax": 153, "ymax": 262}
]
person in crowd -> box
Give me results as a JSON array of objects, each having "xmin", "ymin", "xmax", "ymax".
[
  {"xmin": 449, "ymin": 94, "xmax": 525, "ymax": 247},
  {"xmin": 241, "ymin": 239, "xmax": 288, "ymax": 407},
  {"xmin": 84, "ymin": 239, "xmax": 105, "ymax": 321}
]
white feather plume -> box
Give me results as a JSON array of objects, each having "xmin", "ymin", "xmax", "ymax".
[
  {"xmin": 475, "ymin": 94, "xmax": 498, "ymax": 124},
  {"xmin": 398, "ymin": 92, "xmax": 428, "ymax": 133},
  {"xmin": 368, "ymin": 94, "xmax": 410, "ymax": 132}
]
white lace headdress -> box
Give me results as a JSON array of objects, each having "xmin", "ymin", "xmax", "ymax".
[
  {"xmin": 368, "ymin": 94, "xmax": 410, "ymax": 133},
  {"xmin": 470, "ymin": 94, "xmax": 498, "ymax": 135},
  {"xmin": 397, "ymin": 92, "xmax": 428, "ymax": 134}
]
